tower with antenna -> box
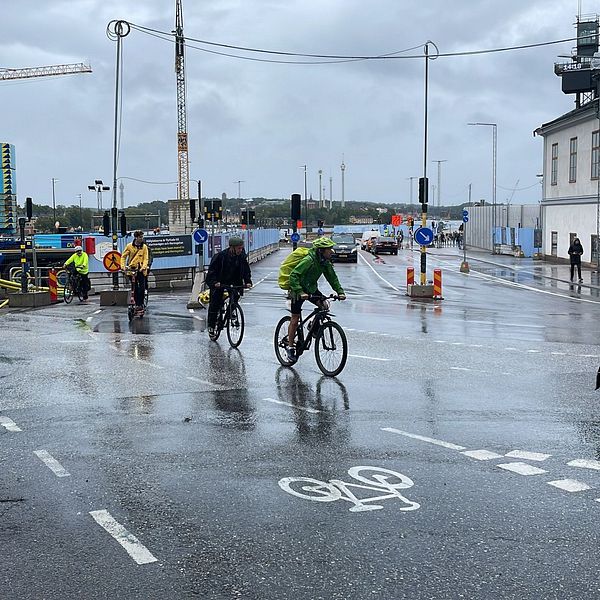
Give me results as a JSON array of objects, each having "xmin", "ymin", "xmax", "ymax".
[
  {"xmin": 553, "ymin": 7, "xmax": 599, "ymax": 108},
  {"xmin": 175, "ymin": 0, "xmax": 190, "ymax": 212}
]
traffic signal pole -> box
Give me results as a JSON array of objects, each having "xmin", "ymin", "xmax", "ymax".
[{"xmin": 420, "ymin": 42, "xmax": 430, "ymax": 287}]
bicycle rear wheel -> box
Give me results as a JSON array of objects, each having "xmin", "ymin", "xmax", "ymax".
[
  {"xmin": 314, "ymin": 321, "xmax": 347, "ymax": 377},
  {"xmin": 274, "ymin": 315, "xmax": 297, "ymax": 366},
  {"xmin": 226, "ymin": 303, "xmax": 245, "ymax": 348}
]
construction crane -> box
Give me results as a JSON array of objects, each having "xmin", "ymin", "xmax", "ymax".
[
  {"xmin": 0, "ymin": 62, "xmax": 92, "ymax": 81},
  {"xmin": 175, "ymin": 0, "xmax": 190, "ymax": 207}
]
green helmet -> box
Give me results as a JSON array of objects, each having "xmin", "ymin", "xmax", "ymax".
[
  {"xmin": 312, "ymin": 236, "xmax": 335, "ymax": 249},
  {"xmin": 228, "ymin": 236, "xmax": 244, "ymax": 247}
]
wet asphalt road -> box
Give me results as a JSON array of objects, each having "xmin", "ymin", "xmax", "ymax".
[{"xmin": 3, "ymin": 246, "xmax": 600, "ymax": 599}]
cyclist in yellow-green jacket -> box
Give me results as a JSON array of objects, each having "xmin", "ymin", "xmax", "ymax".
[
  {"xmin": 63, "ymin": 245, "xmax": 90, "ymax": 301},
  {"xmin": 286, "ymin": 237, "xmax": 346, "ymax": 361}
]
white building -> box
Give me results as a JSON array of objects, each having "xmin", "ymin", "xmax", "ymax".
[
  {"xmin": 534, "ymin": 14, "xmax": 600, "ymax": 264},
  {"xmin": 535, "ymin": 101, "xmax": 600, "ymax": 264}
]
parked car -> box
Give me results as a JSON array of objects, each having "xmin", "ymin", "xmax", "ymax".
[
  {"xmin": 371, "ymin": 236, "xmax": 398, "ymax": 255},
  {"xmin": 331, "ymin": 233, "xmax": 358, "ymax": 263}
]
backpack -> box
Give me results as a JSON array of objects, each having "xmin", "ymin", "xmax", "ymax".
[{"xmin": 278, "ymin": 247, "xmax": 310, "ymax": 290}]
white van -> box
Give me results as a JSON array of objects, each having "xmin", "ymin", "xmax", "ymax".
[{"xmin": 360, "ymin": 229, "xmax": 379, "ymax": 251}]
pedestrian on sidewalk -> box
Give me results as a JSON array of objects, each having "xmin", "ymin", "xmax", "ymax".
[{"xmin": 568, "ymin": 237, "xmax": 584, "ymax": 282}]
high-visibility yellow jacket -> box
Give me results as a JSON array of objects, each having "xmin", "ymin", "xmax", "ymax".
[{"xmin": 64, "ymin": 251, "xmax": 89, "ymax": 275}]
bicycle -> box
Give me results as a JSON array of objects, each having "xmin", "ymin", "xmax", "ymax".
[
  {"xmin": 208, "ymin": 285, "xmax": 245, "ymax": 348},
  {"xmin": 63, "ymin": 265, "xmax": 83, "ymax": 304},
  {"xmin": 274, "ymin": 294, "xmax": 348, "ymax": 377}
]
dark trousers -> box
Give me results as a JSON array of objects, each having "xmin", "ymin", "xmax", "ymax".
[
  {"xmin": 134, "ymin": 272, "xmax": 147, "ymax": 307},
  {"xmin": 570, "ymin": 263, "xmax": 582, "ymax": 280},
  {"xmin": 79, "ymin": 273, "xmax": 90, "ymax": 299},
  {"xmin": 207, "ymin": 287, "xmax": 225, "ymax": 329}
]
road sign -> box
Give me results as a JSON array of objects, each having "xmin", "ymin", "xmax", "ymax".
[
  {"xmin": 414, "ymin": 227, "xmax": 434, "ymax": 246},
  {"xmin": 290, "ymin": 232, "xmax": 300, "ymax": 243},
  {"xmin": 103, "ymin": 250, "xmax": 122, "ymax": 272},
  {"xmin": 462, "ymin": 209, "xmax": 469, "ymax": 217},
  {"xmin": 462, "ymin": 216, "xmax": 469, "ymax": 223},
  {"xmin": 193, "ymin": 228, "xmax": 208, "ymax": 244}
]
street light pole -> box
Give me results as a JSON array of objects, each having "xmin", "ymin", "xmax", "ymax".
[
  {"xmin": 468, "ymin": 122, "xmax": 497, "ymax": 253},
  {"xmin": 432, "ymin": 160, "xmax": 447, "ymax": 209},
  {"xmin": 407, "ymin": 176, "xmax": 418, "ymax": 207},
  {"xmin": 318, "ymin": 169, "xmax": 323, "ymax": 208},
  {"xmin": 299, "ymin": 165, "xmax": 307, "ymax": 226},
  {"xmin": 340, "ymin": 159, "xmax": 346, "ymax": 208},
  {"xmin": 51, "ymin": 178, "xmax": 58, "ymax": 227},
  {"xmin": 77, "ymin": 194, "xmax": 82, "ymax": 229}
]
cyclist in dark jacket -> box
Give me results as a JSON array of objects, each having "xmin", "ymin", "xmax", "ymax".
[{"xmin": 205, "ymin": 236, "xmax": 252, "ymax": 337}]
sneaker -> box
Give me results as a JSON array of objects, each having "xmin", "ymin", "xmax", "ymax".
[
  {"xmin": 579, "ymin": 278, "xmax": 584, "ymax": 283},
  {"xmin": 286, "ymin": 346, "xmax": 296, "ymax": 361},
  {"xmin": 208, "ymin": 327, "xmax": 215, "ymax": 337}
]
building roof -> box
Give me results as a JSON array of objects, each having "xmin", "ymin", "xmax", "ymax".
[{"xmin": 535, "ymin": 99, "xmax": 599, "ymax": 136}]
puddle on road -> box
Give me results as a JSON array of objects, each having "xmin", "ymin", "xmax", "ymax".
[{"xmin": 93, "ymin": 313, "xmax": 204, "ymax": 334}]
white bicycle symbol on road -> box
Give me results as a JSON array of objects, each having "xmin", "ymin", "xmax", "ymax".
[{"xmin": 279, "ymin": 466, "xmax": 420, "ymax": 513}]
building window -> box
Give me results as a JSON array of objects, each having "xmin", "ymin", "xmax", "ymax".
[
  {"xmin": 551, "ymin": 143, "xmax": 558, "ymax": 185},
  {"xmin": 592, "ymin": 130, "xmax": 600, "ymax": 180},
  {"xmin": 551, "ymin": 231, "xmax": 558, "ymax": 257},
  {"xmin": 569, "ymin": 137, "xmax": 577, "ymax": 182}
]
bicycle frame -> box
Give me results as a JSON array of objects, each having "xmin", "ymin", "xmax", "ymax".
[
  {"xmin": 218, "ymin": 286, "xmax": 243, "ymax": 328},
  {"xmin": 294, "ymin": 298, "xmax": 336, "ymax": 358}
]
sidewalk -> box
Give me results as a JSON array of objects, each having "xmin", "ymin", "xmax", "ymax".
[{"xmin": 427, "ymin": 246, "xmax": 600, "ymax": 290}]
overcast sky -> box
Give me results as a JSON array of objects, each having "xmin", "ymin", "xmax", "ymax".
[{"xmin": 1, "ymin": 0, "xmax": 592, "ymax": 211}]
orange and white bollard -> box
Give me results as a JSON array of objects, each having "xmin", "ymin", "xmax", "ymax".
[
  {"xmin": 433, "ymin": 268, "xmax": 443, "ymax": 299},
  {"xmin": 407, "ymin": 267, "xmax": 414, "ymax": 287},
  {"xmin": 49, "ymin": 269, "xmax": 58, "ymax": 303}
]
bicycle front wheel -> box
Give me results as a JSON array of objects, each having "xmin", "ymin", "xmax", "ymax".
[
  {"xmin": 314, "ymin": 321, "xmax": 347, "ymax": 377},
  {"xmin": 274, "ymin": 316, "xmax": 296, "ymax": 367},
  {"xmin": 63, "ymin": 281, "xmax": 73, "ymax": 304},
  {"xmin": 226, "ymin": 303, "xmax": 245, "ymax": 348}
]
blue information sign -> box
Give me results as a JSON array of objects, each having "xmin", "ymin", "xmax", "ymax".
[
  {"xmin": 462, "ymin": 209, "xmax": 469, "ymax": 218},
  {"xmin": 462, "ymin": 216, "xmax": 469, "ymax": 223},
  {"xmin": 414, "ymin": 227, "xmax": 434, "ymax": 246},
  {"xmin": 290, "ymin": 232, "xmax": 300, "ymax": 243},
  {"xmin": 193, "ymin": 228, "xmax": 209, "ymax": 244}
]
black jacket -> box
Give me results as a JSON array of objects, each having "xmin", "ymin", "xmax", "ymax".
[
  {"xmin": 568, "ymin": 242, "xmax": 584, "ymax": 264},
  {"xmin": 206, "ymin": 248, "xmax": 252, "ymax": 288}
]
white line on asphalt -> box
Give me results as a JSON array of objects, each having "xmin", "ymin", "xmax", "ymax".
[
  {"xmin": 188, "ymin": 309, "xmax": 194, "ymax": 313},
  {"xmin": 263, "ymin": 397, "xmax": 320, "ymax": 414},
  {"xmin": 34, "ymin": 450, "xmax": 71, "ymax": 477},
  {"xmin": 252, "ymin": 272, "xmax": 273, "ymax": 287},
  {"xmin": 504, "ymin": 347, "xmax": 518, "ymax": 351},
  {"xmin": 357, "ymin": 252, "xmax": 401, "ymax": 292},
  {"xmin": 546, "ymin": 479, "xmax": 591, "ymax": 492},
  {"xmin": 496, "ymin": 462, "xmax": 547, "ymax": 476},
  {"xmin": 505, "ymin": 450, "xmax": 551, "ymax": 462},
  {"xmin": 348, "ymin": 354, "xmax": 391, "ymax": 362},
  {"xmin": 450, "ymin": 367, "xmax": 471, "ymax": 371},
  {"xmin": 567, "ymin": 458, "xmax": 600, "ymax": 471},
  {"xmin": 551, "ymin": 352, "xmax": 566, "ymax": 355},
  {"xmin": 86, "ymin": 316, "xmax": 93, "ymax": 323},
  {"xmin": 94, "ymin": 309, "xmax": 102, "ymax": 314},
  {"xmin": 527, "ymin": 349, "xmax": 541, "ymax": 353},
  {"xmin": 89, "ymin": 510, "xmax": 158, "ymax": 565},
  {"xmin": 382, "ymin": 428, "xmax": 467, "ymax": 451},
  {"xmin": 461, "ymin": 449, "xmax": 503, "ymax": 461},
  {"xmin": 0, "ymin": 416, "xmax": 22, "ymax": 432},
  {"xmin": 467, "ymin": 319, "xmax": 546, "ymax": 329}
]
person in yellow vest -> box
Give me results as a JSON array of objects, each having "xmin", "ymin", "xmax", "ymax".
[
  {"xmin": 120, "ymin": 230, "xmax": 149, "ymax": 312},
  {"xmin": 63, "ymin": 244, "xmax": 90, "ymax": 301}
]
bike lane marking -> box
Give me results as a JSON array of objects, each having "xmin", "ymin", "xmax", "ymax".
[
  {"xmin": 496, "ymin": 462, "xmax": 547, "ymax": 476},
  {"xmin": 263, "ymin": 397, "xmax": 321, "ymax": 414},
  {"xmin": 568, "ymin": 459, "xmax": 600, "ymax": 471},
  {"xmin": 547, "ymin": 479, "xmax": 591, "ymax": 492},
  {"xmin": 0, "ymin": 416, "xmax": 22, "ymax": 432},
  {"xmin": 348, "ymin": 354, "xmax": 391, "ymax": 362},
  {"xmin": 89, "ymin": 510, "xmax": 158, "ymax": 565},
  {"xmin": 382, "ymin": 428, "xmax": 466, "ymax": 451},
  {"xmin": 357, "ymin": 252, "xmax": 401, "ymax": 292},
  {"xmin": 34, "ymin": 450, "xmax": 70, "ymax": 478},
  {"xmin": 505, "ymin": 450, "xmax": 551, "ymax": 462}
]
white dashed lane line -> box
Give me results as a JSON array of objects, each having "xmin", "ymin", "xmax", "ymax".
[
  {"xmin": 0, "ymin": 416, "xmax": 22, "ymax": 432},
  {"xmin": 496, "ymin": 462, "xmax": 547, "ymax": 476},
  {"xmin": 504, "ymin": 450, "xmax": 551, "ymax": 462},
  {"xmin": 547, "ymin": 479, "xmax": 591, "ymax": 492},
  {"xmin": 89, "ymin": 510, "xmax": 158, "ymax": 565},
  {"xmin": 34, "ymin": 450, "xmax": 71, "ymax": 478},
  {"xmin": 461, "ymin": 450, "xmax": 503, "ymax": 461},
  {"xmin": 567, "ymin": 458, "xmax": 600, "ymax": 471},
  {"xmin": 263, "ymin": 397, "xmax": 321, "ymax": 414}
]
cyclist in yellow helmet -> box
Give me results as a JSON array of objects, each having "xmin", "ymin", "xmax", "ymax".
[{"xmin": 286, "ymin": 236, "xmax": 346, "ymax": 360}]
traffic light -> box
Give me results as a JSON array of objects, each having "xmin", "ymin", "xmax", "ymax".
[
  {"xmin": 317, "ymin": 220, "xmax": 324, "ymax": 228},
  {"xmin": 419, "ymin": 177, "xmax": 429, "ymax": 205},
  {"xmin": 240, "ymin": 210, "xmax": 256, "ymax": 226},
  {"xmin": 291, "ymin": 193, "xmax": 301, "ymax": 221},
  {"xmin": 25, "ymin": 197, "xmax": 32, "ymax": 221},
  {"xmin": 189, "ymin": 198, "xmax": 196, "ymax": 222},
  {"xmin": 102, "ymin": 211, "xmax": 110, "ymax": 235},
  {"xmin": 204, "ymin": 200, "xmax": 222, "ymax": 222},
  {"xmin": 119, "ymin": 211, "xmax": 127, "ymax": 237}
]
